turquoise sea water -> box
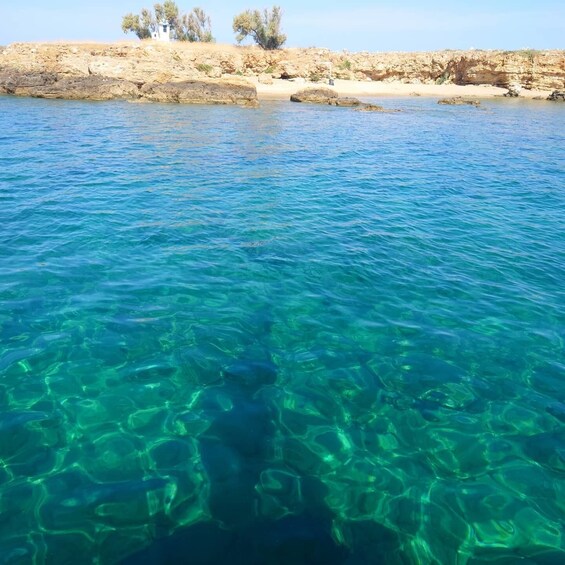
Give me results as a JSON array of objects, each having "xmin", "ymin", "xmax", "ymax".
[{"xmin": 0, "ymin": 95, "xmax": 564, "ymax": 564}]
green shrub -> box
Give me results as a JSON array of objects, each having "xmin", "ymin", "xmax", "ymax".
[{"xmin": 196, "ymin": 63, "xmax": 213, "ymax": 74}]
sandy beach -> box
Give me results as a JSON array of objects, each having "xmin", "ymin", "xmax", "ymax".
[{"xmin": 254, "ymin": 78, "xmax": 552, "ymax": 101}]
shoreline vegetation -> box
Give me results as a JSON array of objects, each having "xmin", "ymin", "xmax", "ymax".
[{"xmin": 0, "ymin": 41, "xmax": 563, "ymax": 104}]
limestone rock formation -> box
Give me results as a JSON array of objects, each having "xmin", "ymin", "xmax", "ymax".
[
  {"xmin": 0, "ymin": 70, "xmax": 58, "ymax": 95},
  {"xmin": 0, "ymin": 66, "xmax": 257, "ymax": 105},
  {"xmin": 2, "ymin": 73, "xmax": 139, "ymax": 100},
  {"xmin": 547, "ymin": 90, "xmax": 565, "ymax": 101},
  {"xmin": 0, "ymin": 42, "xmax": 563, "ymax": 102},
  {"xmin": 438, "ymin": 96, "xmax": 481, "ymax": 107}
]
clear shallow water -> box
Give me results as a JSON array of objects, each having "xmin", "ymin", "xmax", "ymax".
[{"xmin": 0, "ymin": 95, "xmax": 564, "ymax": 564}]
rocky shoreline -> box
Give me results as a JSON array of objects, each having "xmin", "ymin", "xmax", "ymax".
[
  {"xmin": 0, "ymin": 69, "xmax": 258, "ymax": 105},
  {"xmin": 0, "ymin": 42, "xmax": 563, "ymax": 105}
]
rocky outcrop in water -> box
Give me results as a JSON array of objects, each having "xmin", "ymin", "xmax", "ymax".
[
  {"xmin": 290, "ymin": 87, "xmax": 362, "ymax": 106},
  {"xmin": 0, "ymin": 68, "xmax": 257, "ymax": 105},
  {"xmin": 438, "ymin": 96, "xmax": 481, "ymax": 107},
  {"xmin": 356, "ymin": 104, "xmax": 400, "ymax": 113},
  {"xmin": 0, "ymin": 71, "xmax": 139, "ymax": 100},
  {"xmin": 139, "ymin": 79, "xmax": 257, "ymax": 105},
  {"xmin": 290, "ymin": 87, "xmax": 338, "ymax": 104}
]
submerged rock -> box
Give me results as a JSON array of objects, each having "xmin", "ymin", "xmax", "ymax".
[
  {"xmin": 356, "ymin": 104, "xmax": 401, "ymax": 113},
  {"xmin": 332, "ymin": 97, "xmax": 362, "ymax": 107},
  {"xmin": 438, "ymin": 96, "xmax": 481, "ymax": 107},
  {"xmin": 547, "ymin": 90, "xmax": 565, "ymax": 101}
]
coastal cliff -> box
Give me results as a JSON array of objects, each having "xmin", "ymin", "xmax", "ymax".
[{"xmin": 0, "ymin": 42, "xmax": 563, "ymax": 102}]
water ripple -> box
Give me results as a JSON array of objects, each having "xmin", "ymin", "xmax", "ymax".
[{"xmin": 0, "ymin": 96, "xmax": 564, "ymax": 564}]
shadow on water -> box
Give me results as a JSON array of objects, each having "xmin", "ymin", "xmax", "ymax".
[{"xmin": 121, "ymin": 348, "xmax": 403, "ymax": 564}]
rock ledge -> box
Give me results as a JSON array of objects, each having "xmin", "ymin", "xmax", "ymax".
[{"xmin": 0, "ymin": 69, "xmax": 258, "ymax": 106}]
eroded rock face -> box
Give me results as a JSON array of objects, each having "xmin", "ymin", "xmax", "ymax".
[
  {"xmin": 438, "ymin": 96, "xmax": 481, "ymax": 107},
  {"xmin": 0, "ymin": 70, "xmax": 58, "ymax": 95},
  {"xmin": 547, "ymin": 90, "xmax": 565, "ymax": 101},
  {"xmin": 0, "ymin": 42, "xmax": 562, "ymax": 100}
]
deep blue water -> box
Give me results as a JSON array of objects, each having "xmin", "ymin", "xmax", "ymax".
[{"xmin": 0, "ymin": 95, "xmax": 564, "ymax": 564}]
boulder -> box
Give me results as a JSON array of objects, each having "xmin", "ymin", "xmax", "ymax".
[
  {"xmin": 332, "ymin": 97, "xmax": 362, "ymax": 107},
  {"xmin": 547, "ymin": 90, "xmax": 565, "ymax": 101},
  {"xmin": 139, "ymin": 79, "xmax": 257, "ymax": 106},
  {"xmin": 290, "ymin": 87, "xmax": 338, "ymax": 104},
  {"xmin": 503, "ymin": 83, "xmax": 522, "ymax": 97},
  {"xmin": 437, "ymin": 96, "xmax": 481, "ymax": 107}
]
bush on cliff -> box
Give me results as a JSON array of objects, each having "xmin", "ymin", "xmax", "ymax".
[
  {"xmin": 122, "ymin": 2, "xmax": 214, "ymax": 42},
  {"xmin": 233, "ymin": 6, "xmax": 286, "ymax": 50}
]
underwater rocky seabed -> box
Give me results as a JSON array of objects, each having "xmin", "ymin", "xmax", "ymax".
[{"xmin": 0, "ymin": 96, "xmax": 564, "ymax": 564}]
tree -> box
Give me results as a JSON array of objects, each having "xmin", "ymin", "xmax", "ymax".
[
  {"xmin": 233, "ymin": 6, "xmax": 286, "ymax": 50},
  {"xmin": 178, "ymin": 8, "xmax": 214, "ymax": 42},
  {"xmin": 121, "ymin": 9, "xmax": 156, "ymax": 40},
  {"xmin": 154, "ymin": 0, "xmax": 180, "ymax": 31},
  {"xmin": 122, "ymin": 2, "xmax": 213, "ymax": 42}
]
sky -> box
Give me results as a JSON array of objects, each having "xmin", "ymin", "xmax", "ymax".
[{"xmin": 0, "ymin": 0, "xmax": 563, "ymax": 51}]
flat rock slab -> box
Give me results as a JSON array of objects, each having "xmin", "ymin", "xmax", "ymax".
[{"xmin": 437, "ymin": 96, "xmax": 481, "ymax": 107}]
